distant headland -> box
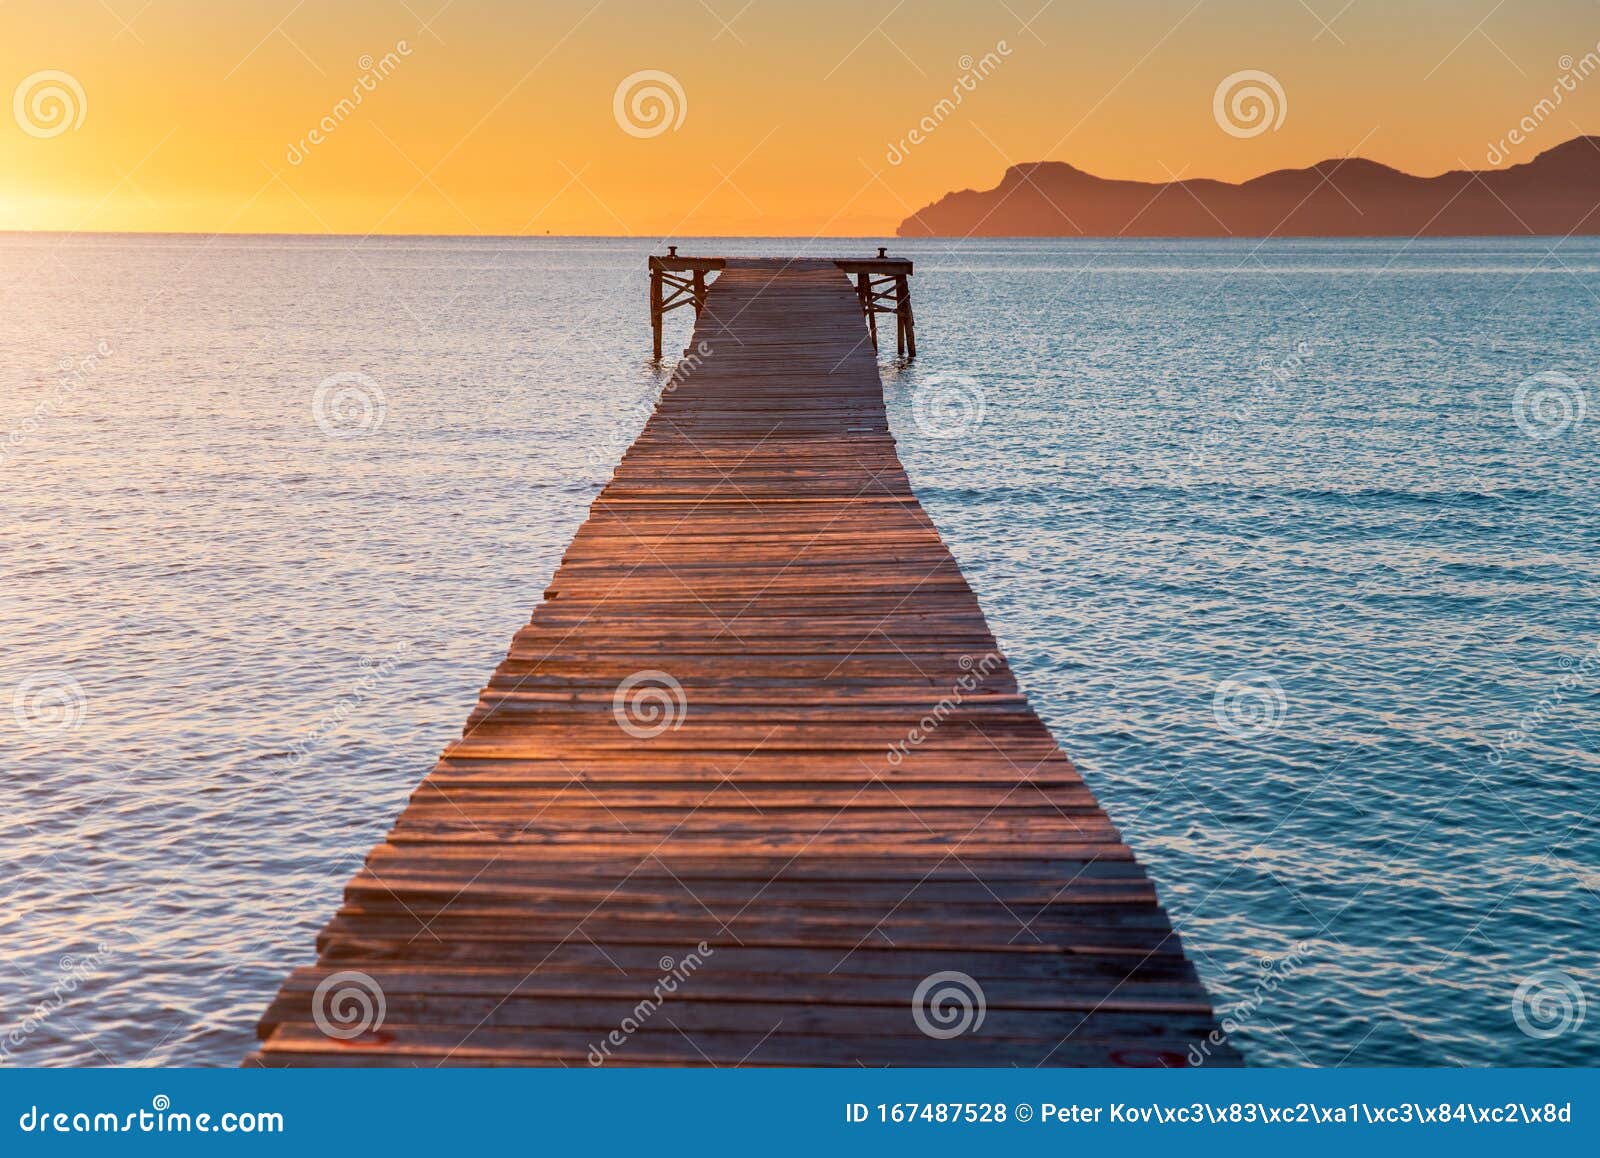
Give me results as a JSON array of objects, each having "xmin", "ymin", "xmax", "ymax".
[{"xmin": 897, "ymin": 136, "xmax": 1600, "ymax": 237}]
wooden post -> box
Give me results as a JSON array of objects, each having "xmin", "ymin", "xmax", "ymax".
[
  {"xmin": 856, "ymin": 273, "xmax": 878, "ymax": 350},
  {"xmin": 896, "ymin": 274, "xmax": 915, "ymax": 359},
  {"xmin": 693, "ymin": 270, "xmax": 707, "ymax": 315},
  {"xmin": 650, "ymin": 265, "xmax": 664, "ymax": 360},
  {"xmin": 894, "ymin": 276, "xmax": 906, "ymax": 357}
]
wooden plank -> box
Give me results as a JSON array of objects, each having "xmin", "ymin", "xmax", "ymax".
[{"xmin": 249, "ymin": 258, "xmax": 1239, "ymax": 1070}]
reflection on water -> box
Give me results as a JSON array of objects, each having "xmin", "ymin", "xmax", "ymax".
[{"xmin": 1, "ymin": 235, "xmax": 1596, "ymax": 1065}]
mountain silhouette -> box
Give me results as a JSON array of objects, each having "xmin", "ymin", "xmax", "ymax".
[{"xmin": 897, "ymin": 136, "xmax": 1600, "ymax": 237}]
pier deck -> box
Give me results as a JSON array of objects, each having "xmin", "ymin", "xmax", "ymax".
[{"xmin": 250, "ymin": 257, "xmax": 1237, "ymax": 1067}]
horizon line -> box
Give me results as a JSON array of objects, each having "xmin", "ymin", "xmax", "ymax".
[
  {"xmin": 10, "ymin": 137, "xmax": 1594, "ymax": 242},
  {"xmin": 3, "ymin": 229, "xmax": 1597, "ymax": 242}
]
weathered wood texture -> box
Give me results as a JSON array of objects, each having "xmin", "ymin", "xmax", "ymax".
[{"xmin": 250, "ymin": 259, "xmax": 1237, "ymax": 1068}]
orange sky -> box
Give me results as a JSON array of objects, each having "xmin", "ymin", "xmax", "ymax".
[{"xmin": 4, "ymin": 0, "xmax": 1600, "ymax": 235}]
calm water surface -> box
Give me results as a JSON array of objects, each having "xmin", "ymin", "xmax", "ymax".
[{"xmin": 2, "ymin": 235, "xmax": 1596, "ymax": 1066}]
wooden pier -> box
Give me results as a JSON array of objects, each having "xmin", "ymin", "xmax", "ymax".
[
  {"xmin": 250, "ymin": 256, "xmax": 1237, "ymax": 1068},
  {"xmin": 650, "ymin": 247, "xmax": 915, "ymax": 359}
]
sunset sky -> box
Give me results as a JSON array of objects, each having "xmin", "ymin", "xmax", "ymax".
[{"xmin": 5, "ymin": 0, "xmax": 1600, "ymax": 235}]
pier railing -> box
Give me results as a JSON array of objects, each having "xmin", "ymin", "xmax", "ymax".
[{"xmin": 648, "ymin": 246, "xmax": 915, "ymax": 358}]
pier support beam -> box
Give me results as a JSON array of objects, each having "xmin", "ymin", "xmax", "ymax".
[
  {"xmin": 837, "ymin": 250, "xmax": 915, "ymax": 359},
  {"xmin": 648, "ymin": 247, "xmax": 724, "ymax": 360},
  {"xmin": 651, "ymin": 250, "xmax": 916, "ymax": 360},
  {"xmin": 895, "ymin": 273, "xmax": 916, "ymax": 358}
]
